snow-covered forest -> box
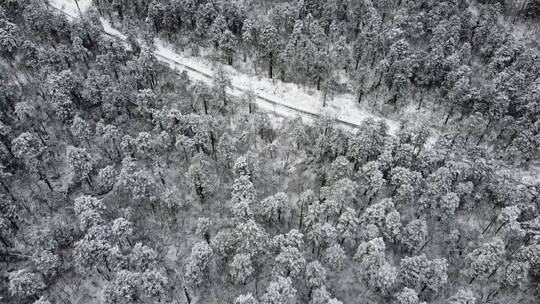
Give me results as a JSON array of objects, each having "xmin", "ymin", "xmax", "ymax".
[{"xmin": 1, "ymin": 0, "xmax": 540, "ymax": 303}]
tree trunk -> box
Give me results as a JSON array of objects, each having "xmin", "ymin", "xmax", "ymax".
[
  {"xmin": 476, "ymin": 120, "xmax": 492, "ymax": 146},
  {"xmin": 444, "ymin": 106, "xmax": 454, "ymax": 125},
  {"xmin": 184, "ymin": 287, "xmax": 191, "ymax": 304},
  {"xmin": 418, "ymin": 238, "xmax": 431, "ymax": 253},
  {"xmin": 494, "ymin": 222, "xmax": 506, "ymax": 235},
  {"xmin": 299, "ymin": 202, "xmax": 304, "ymax": 230},
  {"xmin": 503, "ymin": 131, "xmax": 518, "ymax": 151},
  {"xmin": 268, "ymin": 52, "xmax": 273, "ymax": 79},
  {"xmin": 482, "ymin": 215, "xmax": 497, "ymax": 235},
  {"xmin": 44, "ymin": 178, "xmax": 54, "ymax": 192},
  {"xmin": 203, "ymin": 98, "xmax": 208, "ymax": 115}
]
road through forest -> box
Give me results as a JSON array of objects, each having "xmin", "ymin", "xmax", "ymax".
[
  {"xmin": 48, "ymin": 0, "xmax": 540, "ymax": 187},
  {"xmin": 48, "ymin": 0, "xmax": 401, "ymax": 134}
]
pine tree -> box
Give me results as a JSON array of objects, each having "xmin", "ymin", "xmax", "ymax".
[
  {"xmin": 326, "ymin": 156, "xmax": 353, "ymax": 184},
  {"xmin": 233, "ymin": 219, "xmax": 268, "ymax": 257},
  {"xmin": 310, "ymin": 286, "xmax": 331, "ymax": 304},
  {"xmin": 307, "ymin": 223, "xmax": 337, "ymax": 256},
  {"xmin": 130, "ymin": 169, "xmax": 159, "ymax": 204},
  {"xmin": 305, "ymin": 260, "xmax": 326, "ymax": 288},
  {"xmin": 140, "ymin": 269, "xmax": 168, "ymax": 299},
  {"xmin": 33, "ymin": 251, "xmax": 61, "ymax": 276},
  {"xmin": 323, "ymin": 243, "xmax": 346, "ymax": 271},
  {"xmin": 319, "ymin": 178, "xmax": 356, "ymax": 221},
  {"xmin": 33, "ymin": 297, "xmax": 52, "ymax": 304},
  {"xmin": 235, "ymin": 293, "xmax": 259, "ymax": 304},
  {"xmin": 464, "ymin": 239, "xmax": 505, "ymax": 284},
  {"xmin": 184, "ymin": 241, "xmax": 213, "ymax": 288},
  {"xmin": 230, "ymin": 253, "xmax": 254, "ymax": 285},
  {"xmin": 130, "ymin": 243, "xmax": 157, "ymax": 272},
  {"xmin": 233, "ymin": 153, "xmax": 260, "ymax": 180},
  {"xmin": 347, "ymin": 118, "xmax": 388, "ymax": 168},
  {"xmin": 260, "ymin": 276, "xmax": 297, "ymax": 304},
  {"xmin": 8, "ymin": 270, "xmax": 45, "ymax": 299},
  {"xmin": 66, "ymin": 146, "xmax": 93, "ymax": 185},
  {"xmin": 12, "ymin": 132, "xmax": 46, "ymax": 173},
  {"xmin": 0, "ymin": 19, "xmax": 19, "ymax": 59},
  {"xmin": 281, "ymin": 20, "xmax": 305, "ymax": 83},
  {"xmin": 357, "ymin": 161, "xmax": 385, "ymax": 204},
  {"xmin": 354, "ymin": 237, "xmax": 396, "ymax": 292},
  {"xmin": 399, "ymin": 254, "xmax": 448, "ymax": 293},
  {"xmin": 70, "ymin": 116, "xmax": 92, "ymax": 145},
  {"xmin": 220, "ymin": 29, "xmax": 237, "ymax": 65},
  {"xmin": 447, "ymin": 289, "xmax": 476, "ymax": 304},
  {"xmin": 259, "ymin": 192, "xmax": 290, "ymax": 224},
  {"xmin": 97, "ymin": 165, "xmax": 116, "ymax": 193},
  {"xmin": 258, "ymin": 21, "xmax": 279, "ymax": 79},
  {"xmin": 383, "ymin": 210, "xmax": 401, "ymax": 243},
  {"xmin": 104, "ymin": 270, "xmax": 139, "ymax": 304},
  {"xmin": 401, "ymin": 219, "xmax": 428, "ymax": 253},
  {"xmin": 395, "ymin": 287, "xmax": 423, "ymax": 304},
  {"xmin": 389, "ymin": 167, "xmax": 422, "ymax": 207},
  {"xmin": 336, "ymin": 207, "xmax": 359, "ymax": 247},
  {"xmin": 231, "ymin": 179, "xmax": 255, "ymax": 219},
  {"xmin": 73, "ymin": 195, "xmax": 105, "ymax": 231},
  {"xmin": 274, "ymin": 246, "xmax": 306, "ymax": 278},
  {"xmin": 73, "ymin": 226, "xmax": 114, "ymax": 275},
  {"xmin": 501, "ymin": 260, "xmax": 529, "ymax": 288},
  {"xmin": 111, "ymin": 217, "xmax": 133, "ymax": 246},
  {"xmin": 209, "ymin": 14, "xmax": 228, "ymax": 49},
  {"xmin": 272, "ymin": 229, "xmax": 304, "ymax": 252},
  {"xmin": 241, "ymin": 16, "xmax": 258, "ymax": 61},
  {"xmin": 187, "ymin": 153, "xmax": 215, "ymax": 200},
  {"xmin": 360, "ymin": 199, "xmax": 400, "ymax": 243}
]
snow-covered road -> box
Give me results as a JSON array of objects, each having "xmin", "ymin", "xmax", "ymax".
[{"xmin": 48, "ymin": 0, "xmax": 400, "ymax": 134}]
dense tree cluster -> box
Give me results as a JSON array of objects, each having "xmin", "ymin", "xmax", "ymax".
[
  {"xmin": 0, "ymin": 1, "xmax": 538, "ymax": 304},
  {"xmin": 92, "ymin": 0, "xmax": 540, "ymax": 163}
]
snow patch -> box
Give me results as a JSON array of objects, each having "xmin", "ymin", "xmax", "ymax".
[
  {"xmin": 100, "ymin": 18, "xmax": 127, "ymax": 40},
  {"xmin": 49, "ymin": 0, "xmax": 92, "ymax": 16}
]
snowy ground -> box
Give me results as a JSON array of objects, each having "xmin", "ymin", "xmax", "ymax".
[{"xmin": 48, "ymin": 0, "xmax": 92, "ymax": 16}]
